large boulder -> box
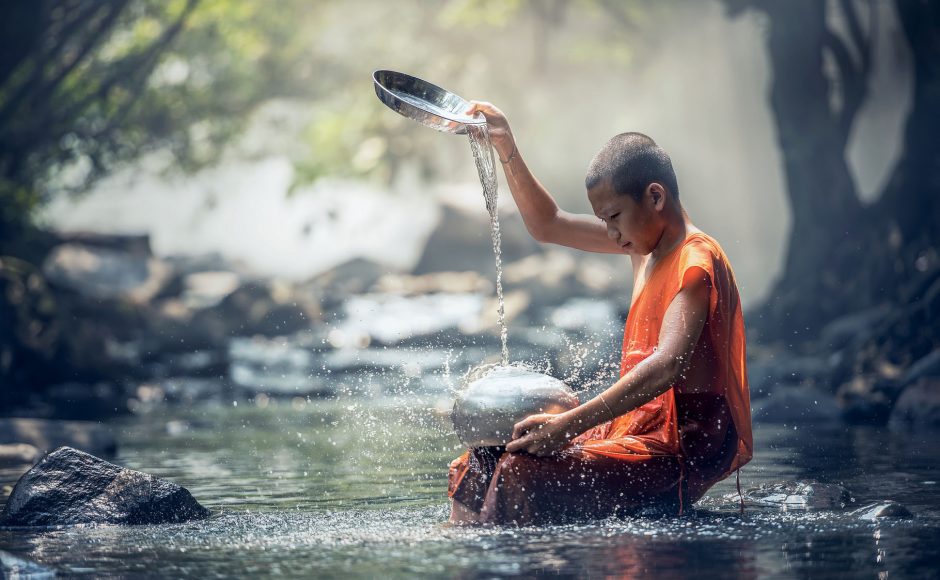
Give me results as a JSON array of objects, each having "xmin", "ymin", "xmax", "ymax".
[
  {"xmin": 819, "ymin": 304, "xmax": 892, "ymax": 350},
  {"xmin": 304, "ymin": 258, "xmax": 389, "ymax": 309},
  {"xmin": 0, "ymin": 418, "xmax": 117, "ymax": 457},
  {"xmin": 0, "ymin": 447, "xmax": 210, "ymax": 526},
  {"xmin": 412, "ymin": 205, "xmax": 540, "ymax": 277},
  {"xmin": 890, "ymin": 377, "xmax": 940, "ymax": 430},
  {"xmin": 189, "ymin": 281, "xmax": 318, "ymax": 344},
  {"xmin": 42, "ymin": 243, "xmax": 172, "ymax": 304}
]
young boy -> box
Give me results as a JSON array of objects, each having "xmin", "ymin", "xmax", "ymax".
[{"xmin": 448, "ymin": 102, "xmax": 753, "ymax": 525}]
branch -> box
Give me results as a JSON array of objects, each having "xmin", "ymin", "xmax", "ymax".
[
  {"xmin": 0, "ymin": 1, "xmax": 127, "ymax": 129},
  {"xmin": 47, "ymin": 0, "xmax": 198, "ymax": 146},
  {"xmin": 0, "ymin": 1, "xmax": 48, "ymax": 89},
  {"xmin": 822, "ymin": 29, "xmax": 868, "ymax": 145},
  {"xmin": 839, "ymin": 0, "xmax": 873, "ymax": 72},
  {"xmin": 3, "ymin": 0, "xmax": 198, "ymax": 173}
]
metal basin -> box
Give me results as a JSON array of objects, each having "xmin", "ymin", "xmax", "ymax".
[
  {"xmin": 372, "ymin": 70, "xmax": 485, "ymax": 134},
  {"xmin": 452, "ymin": 365, "xmax": 580, "ymax": 448}
]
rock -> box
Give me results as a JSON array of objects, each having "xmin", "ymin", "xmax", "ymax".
[
  {"xmin": 751, "ymin": 386, "xmax": 842, "ymax": 424},
  {"xmin": 332, "ymin": 292, "xmax": 484, "ymax": 346},
  {"xmin": 164, "ymin": 252, "xmax": 246, "ymax": 277},
  {"xmin": 0, "ymin": 446, "xmax": 210, "ymax": 526},
  {"xmin": 189, "ymin": 281, "xmax": 318, "ymax": 342},
  {"xmin": 0, "ymin": 257, "xmax": 62, "ymax": 399},
  {"xmin": 412, "ymin": 204, "xmax": 540, "ymax": 276},
  {"xmin": 42, "ymin": 243, "xmax": 172, "ymax": 303},
  {"xmin": 153, "ymin": 349, "xmax": 229, "ymax": 378},
  {"xmin": 501, "ymin": 250, "xmax": 620, "ymax": 315},
  {"xmin": 899, "ymin": 349, "xmax": 940, "ymax": 387},
  {"xmin": 747, "ymin": 352, "xmax": 833, "ymax": 396},
  {"xmin": 305, "ymin": 258, "xmax": 389, "ymax": 305},
  {"xmin": 837, "ymin": 375, "xmax": 894, "ymax": 425},
  {"xmin": 180, "ymin": 271, "xmax": 241, "ymax": 308},
  {"xmin": 889, "ymin": 378, "xmax": 940, "ymax": 430},
  {"xmin": 819, "ymin": 304, "xmax": 892, "ymax": 350},
  {"xmin": 0, "ymin": 550, "xmax": 56, "ymax": 578},
  {"xmin": 52, "ymin": 231, "xmax": 153, "ymax": 257},
  {"xmin": 373, "ymin": 270, "xmax": 492, "ymax": 295},
  {"xmin": 0, "ymin": 443, "xmax": 41, "ymax": 466},
  {"xmin": 549, "ymin": 297, "xmax": 620, "ymax": 335},
  {"xmin": 42, "ymin": 382, "xmax": 128, "ymax": 420},
  {"xmin": 0, "ymin": 418, "xmax": 117, "ymax": 457},
  {"xmin": 849, "ymin": 501, "xmax": 912, "ymax": 520},
  {"xmin": 744, "ymin": 481, "xmax": 851, "ymax": 510}
]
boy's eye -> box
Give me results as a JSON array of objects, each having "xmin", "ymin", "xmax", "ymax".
[{"xmin": 609, "ymin": 213, "xmax": 620, "ymax": 220}]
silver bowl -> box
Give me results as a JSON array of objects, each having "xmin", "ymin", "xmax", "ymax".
[
  {"xmin": 372, "ymin": 70, "xmax": 486, "ymax": 135},
  {"xmin": 452, "ymin": 366, "xmax": 580, "ymax": 448}
]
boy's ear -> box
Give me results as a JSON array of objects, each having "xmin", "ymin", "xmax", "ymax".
[{"xmin": 647, "ymin": 183, "xmax": 666, "ymax": 209}]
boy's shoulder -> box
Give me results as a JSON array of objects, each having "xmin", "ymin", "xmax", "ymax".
[{"xmin": 677, "ymin": 231, "xmax": 740, "ymax": 288}]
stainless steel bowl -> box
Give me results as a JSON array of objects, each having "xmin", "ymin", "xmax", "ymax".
[
  {"xmin": 452, "ymin": 366, "xmax": 580, "ymax": 448},
  {"xmin": 373, "ymin": 70, "xmax": 486, "ymax": 134}
]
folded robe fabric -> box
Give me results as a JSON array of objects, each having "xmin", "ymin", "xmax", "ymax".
[{"xmin": 448, "ymin": 232, "xmax": 753, "ymax": 525}]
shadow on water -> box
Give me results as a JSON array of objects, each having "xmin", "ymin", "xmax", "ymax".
[{"xmin": 1, "ymin": 399, "xmax": 939, "ymax": 577}]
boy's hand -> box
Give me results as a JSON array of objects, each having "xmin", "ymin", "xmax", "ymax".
[
  {"xmin": 465, "ymin": 101, "xmax": 515, "ymax": 161},
  {"xmin": 506, "ymin": 412, "xmax": 575, "ymax": 457}
]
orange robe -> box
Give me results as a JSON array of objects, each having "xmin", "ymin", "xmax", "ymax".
[{"xmin": 448, "ymin": 231, "xmax": 753, "ymax": 525}]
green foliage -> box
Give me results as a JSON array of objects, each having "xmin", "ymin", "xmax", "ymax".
[
  {"xmin": 0, "ymin": 0, "xmax": 666, "ymax": 240},
  {"xmin": 0, "ymin": 0, "xmax": 320, "ymax": 241}
]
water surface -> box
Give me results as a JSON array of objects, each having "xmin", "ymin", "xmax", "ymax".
[{"xmin": 1, "ymin": 400, "xmax": 938, "ymax": 578}]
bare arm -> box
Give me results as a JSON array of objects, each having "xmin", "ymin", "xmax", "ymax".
[
  {"xmin": 467, "ymin": 101, "xmax": 623, "ymax": 254},
  {"xmin": 507, "ymin": 266, "xmax": 712, "ymax": 456}
]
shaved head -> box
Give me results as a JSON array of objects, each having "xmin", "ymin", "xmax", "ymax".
[{"xmin": 585, "ymin": 132, "xmax": 679, "ymax": 201}]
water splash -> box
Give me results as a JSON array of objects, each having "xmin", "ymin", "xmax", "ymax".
[{"xmin": 467, "ymin": 124, "xmax": 509, "ymax": 366}]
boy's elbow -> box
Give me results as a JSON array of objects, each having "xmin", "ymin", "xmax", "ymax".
[
  {"xmin": 661, "ymin": 353, "xmax": 689, "ymax": 385},
  {"xmin": 529, "ymin": 224, "xmax": 551, "ymax": 243},
  {"xmin": 527, "ymin": 214, "xmax": 557, "ymax": 243}
]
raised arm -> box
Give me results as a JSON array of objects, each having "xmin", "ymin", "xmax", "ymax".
[{"xmin": 467, "ymin": 101, "xmax": 623, "ymax": 254}]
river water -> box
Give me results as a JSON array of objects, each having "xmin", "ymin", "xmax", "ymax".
[{"xmin": 1, "ymin": 398, "xmax": 938, "ymax": 578}]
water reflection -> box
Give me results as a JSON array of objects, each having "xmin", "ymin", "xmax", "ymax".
[{"xmin": 1, "ymin": 402, "xmax": 938, "ymax": 577}]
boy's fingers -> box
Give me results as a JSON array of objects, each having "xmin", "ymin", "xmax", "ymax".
[
  {"xmin": 511, "ymin": 416, "xmax": 538, "ymax": 439},
  {"xmin": 465, "ymin": 100, "xmax": 498, "ymax": 118},
  {"xmin": 505, "ymin": 436, "xmax": 526, "ymax": 453}
]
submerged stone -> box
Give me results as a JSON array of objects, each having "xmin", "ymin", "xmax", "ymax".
[
  {"xmin": 744, "ymin": 481, "xmax": 851, "ymax": 510},
  {"xmin": 0, "ymin": 447, "xmax": 210, "ymax": 527},
  {"xmin": 849, "ymin": 501, "xmax": 913, "ymax": 520}
]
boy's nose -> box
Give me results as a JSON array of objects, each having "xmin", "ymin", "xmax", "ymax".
[{"xmin": 607, "ymin": 224, "xmax": 620, "ymax": 241}]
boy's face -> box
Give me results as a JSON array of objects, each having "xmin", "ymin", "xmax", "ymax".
[{"xmin": 587, "ymin": 178, "xmax": 665, "ymax": 256}]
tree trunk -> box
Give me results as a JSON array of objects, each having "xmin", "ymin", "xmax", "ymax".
[{"xmin": 732, "ymin": 0, "xmax": 939, "ymax": 342}]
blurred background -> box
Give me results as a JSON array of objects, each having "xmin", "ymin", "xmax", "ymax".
[
  {"xmin": 1, "ymin": 1, "xmax": 940, "ymax": 576},
  {"xmin": 1, "ymin": 0, "xmax": 938, "ymax": 447}
]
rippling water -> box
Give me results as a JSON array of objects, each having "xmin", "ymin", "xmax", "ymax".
[{"xmin": 2, "ymin": 399, "xmax": 939, "ymax": 578}]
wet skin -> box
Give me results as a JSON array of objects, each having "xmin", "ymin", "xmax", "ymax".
[{"xmin": 451, "ymin": 102, "xmax": 717, "ymax": 525}]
